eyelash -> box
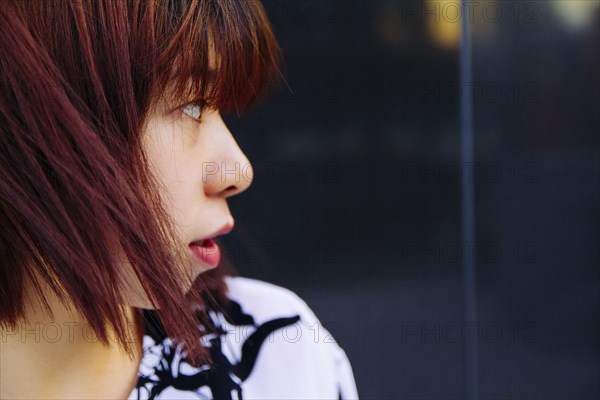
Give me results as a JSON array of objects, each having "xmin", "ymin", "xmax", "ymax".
[{"xmin": 180, "ymin": 100, "xmax": 207, "ymax": 123}]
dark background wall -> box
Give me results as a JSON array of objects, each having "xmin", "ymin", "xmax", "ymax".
[{"xmin": 220, "ymin": 1, "xmax": 599, "ymax": 398}]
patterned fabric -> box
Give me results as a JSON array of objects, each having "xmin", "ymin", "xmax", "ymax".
[{"xmin": 128, "ymin": 276, "xmax": 359, "ymax": 400}]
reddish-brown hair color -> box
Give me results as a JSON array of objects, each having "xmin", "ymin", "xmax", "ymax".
[{"xmin": 0, "ymin": 0, "xmax": 281, "ymax": 365}]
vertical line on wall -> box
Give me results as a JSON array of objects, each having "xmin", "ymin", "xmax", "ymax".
[{"xmin": 460, "ymin": 0, "xmax": 479, "ymax": 398}]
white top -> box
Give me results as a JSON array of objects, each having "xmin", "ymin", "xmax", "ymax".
[{"xmin": 128, "ymin": 276, "xmax": 359, "ymax": 399}]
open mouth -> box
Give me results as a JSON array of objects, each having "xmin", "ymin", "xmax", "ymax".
[{"xmin": 189, "ymin": 239, "xmax": 221, "ymax": 268}]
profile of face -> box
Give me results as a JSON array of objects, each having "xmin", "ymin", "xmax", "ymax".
[
  {"xmin": 146, "ymin": 93, "xmax": 251, "ymax": 279},
  {"xmin": 115, "ymin": 76, "xmax": 254, "ymax": 309}
]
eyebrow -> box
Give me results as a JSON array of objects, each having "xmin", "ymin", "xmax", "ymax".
[
  {"xmin": 160, "ymin": 69, "xmax": 219, "ymax": 112},
  {"xmin": 165, "ymin": 68, "xmax": 216, "ymax": 94},
  {"xmin": 184, "ymin": 68, "xmax": 218, "ymax": 93}
]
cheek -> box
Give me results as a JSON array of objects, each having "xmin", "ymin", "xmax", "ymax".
[
  {"xmin": 143, "ymin": 127, "xmax": 193, "ymax": 220},
  {"xmin": 150, "ymin": 145, "xmax": 201, "ymax": 223},
  {"xmin": 163, "ymin": 179, "xmax": 194, "ymax": 228}
]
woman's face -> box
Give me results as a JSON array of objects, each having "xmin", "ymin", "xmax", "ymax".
[
  {"xmin": 126, "ymin": 81, "xmax": 253, "ymax": 307},
  {"xmin": 145, "ymin": 91, "xmax": 254, "ymax": 265}
]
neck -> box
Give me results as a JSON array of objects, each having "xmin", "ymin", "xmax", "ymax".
[{"xmin": 0, "ymin": 275, "xmax": 144, "ymax": 399}]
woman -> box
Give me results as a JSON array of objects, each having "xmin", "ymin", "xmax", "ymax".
[{"xmin": 0, "ymin": 0, "xmax": 358, "ymax": 399}]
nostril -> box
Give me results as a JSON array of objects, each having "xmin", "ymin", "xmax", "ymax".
[{"xmin": 224, "ymin": 185, "xmax": 238, "ymax": 195}]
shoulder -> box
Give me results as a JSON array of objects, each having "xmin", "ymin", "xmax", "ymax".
[
  {"xmin": 224, "ymin": 275, "xmax": 301, "ymax": 302},
  {"xmin": 223, "ymin": 275, "xmax": 320, "ymax": 325},
  {"xmin": 131, "ymin": 275, "xmax": 360, "ymax": 399},
  {"xmin": 219, "ymin": 275, "xmax": 360, "ymax": 399}
]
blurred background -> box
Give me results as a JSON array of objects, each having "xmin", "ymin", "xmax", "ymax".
[{"xmin": 220, "ymin": 1, "xmax": 599, "ymax": 399}]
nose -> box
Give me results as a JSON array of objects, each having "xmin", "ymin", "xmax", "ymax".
[{"xmin": 202, "ymin": 114, "xmax": 254, "ymax": 198}]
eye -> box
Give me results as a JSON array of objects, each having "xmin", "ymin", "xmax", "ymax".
[{"xmin": 180, "ymin": 101, "xmax": 205, "ymax": 122}]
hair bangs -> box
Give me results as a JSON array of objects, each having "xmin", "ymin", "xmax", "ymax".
[{"xmin": 151, "ymin": 0, "xmax": 283, "ymax": 114}]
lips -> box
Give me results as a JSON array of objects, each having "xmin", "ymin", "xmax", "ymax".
[
  {"xmin": 189, "ymin": 239, "xmax": 221, "ymax": 268},
  {"xmin": 189, "ymin": 221, "xmax": 234, "ymax": 246},
  {"xmin": 188, "ymin": 220, "xmax": 233, "ymax": 268}
]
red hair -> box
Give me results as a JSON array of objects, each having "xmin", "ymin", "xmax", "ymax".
[{"xmin": 0, "ymin": 0, "xmax": 281, "ymax": 365}]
